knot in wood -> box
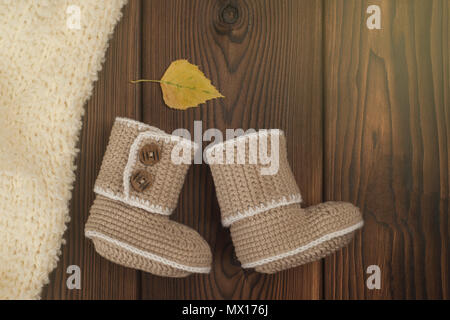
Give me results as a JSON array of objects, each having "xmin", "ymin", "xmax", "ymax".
[{"xmin": 221, "ymin": 4, "xmax": 239, "ymax": 24}]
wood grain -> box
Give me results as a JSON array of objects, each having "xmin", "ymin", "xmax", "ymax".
[
  {"xmin": 39, "ymin": 0, "xmax": 449, "ymax": 300},
  {"xmin": 139, "ymin": 0, "xmax": 323, "ymax": 299},
  {"xmin": 324, "ymin": 0, "xmax": 449, "ymax": 299},
  {"xmin": 42, "ymin": 0, "xmax": 142, "ymax": 299}
]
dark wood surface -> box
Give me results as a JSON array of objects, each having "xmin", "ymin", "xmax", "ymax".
[
  {"xmin": 324, "ymin": 0, "xmax": 449, "ymax": 299},
  {"xmin": 42, "ymin": 0, "xmax": 449, "ymax": 299},
  {"xmin": 139, "ymin": 0, "xmax": 323, "ymax": 300}
]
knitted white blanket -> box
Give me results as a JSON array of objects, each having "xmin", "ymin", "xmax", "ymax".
[{"xmin": 0, "ymin": 0, "xmax": 127, "ymax": 299}]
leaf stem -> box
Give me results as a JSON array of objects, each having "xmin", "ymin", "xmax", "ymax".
[
  {"xmin": 131, "ymin": 79, "xmax": 197, "ymax": 90},
  {"xmin": 130, "ymin": 79, "xmax": 162, "ymax": 84}
]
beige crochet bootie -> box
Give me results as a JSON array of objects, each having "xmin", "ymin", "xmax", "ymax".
[
  {"xmin": 85, "ymin": 118, "xmax": 212, "ymax": 277},
  {"xmin": 206, "ymin": 129, "xmax": 364, "ymax": 273}
]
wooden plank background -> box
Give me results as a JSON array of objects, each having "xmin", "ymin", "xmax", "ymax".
[
  {"xmin": 42, "ymin": 0, "xmax": 449, "ymax": 299},
  {"xmin": 324, "ymin": 0, "xmax": 449, "ymax": 299}
]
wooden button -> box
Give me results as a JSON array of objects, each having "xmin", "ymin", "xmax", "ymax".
[
  {"xmin": 139, "ymin": 143, "xmax": 160, "ymax": 166},
  {"xmin": 130, "ymin": 170, "xmax": 153, "ymax": 192}
]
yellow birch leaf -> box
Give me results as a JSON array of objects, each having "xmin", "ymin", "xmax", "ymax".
[{"xmin": 132, "ymin": 59, "xmax": 224, "ymax": 110}]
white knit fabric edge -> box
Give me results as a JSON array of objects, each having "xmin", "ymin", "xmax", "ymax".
[
  {"xmin": 94, "ymin": 186, "xmax": 172, "ymax": 216},
  {"xmin": 85, "ymin": 230, "xmax": 211, "ymax": 274},
  {"xmin": 123, "ymin": 129, "xmax": 199, "ymax": 203},
  {"xmin": 241, "ymin": 220, "xmax": 364, "ymax": 269},
  {"xmin": 0, "ymin": 0, "xmax": 128, "ymax": 299},
  {"xmin": 222, "ymin": 194, "xmax": 303, "ymax": 227},
  {"xmin": 204, "ymin": 129, "xmax": 284, "ymax": 160}
]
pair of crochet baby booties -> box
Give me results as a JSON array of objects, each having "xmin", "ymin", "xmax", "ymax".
[{"xmin": 85, "ymin": 118, "xmax": 364, "ymax": 277}]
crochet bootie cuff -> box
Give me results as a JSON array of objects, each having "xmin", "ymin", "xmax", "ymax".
[
  {"xmin": 205, "ymin": 129, "xmax": 302, "ymax": 226},
  {"xmin": 94, "ymin": 117, "xmax": 199, "ymax": 216}
]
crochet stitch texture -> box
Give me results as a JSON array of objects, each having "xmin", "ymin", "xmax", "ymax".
[
  {"xmin": 84, "ymin": 118, "xmax": 212, "ymax": 277},
  {"xmin": 206, "ymin": 130, "xmax": 364, "ymax": 273},
  {"xmin": 0, "ymin": 0, "xmax": 128, "ymax": 299}
]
